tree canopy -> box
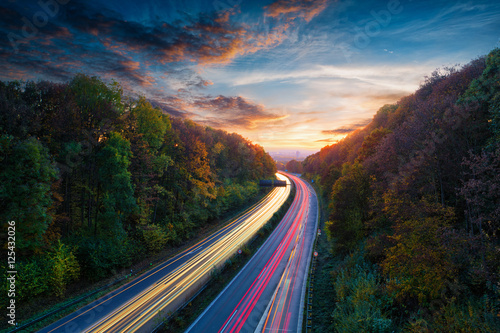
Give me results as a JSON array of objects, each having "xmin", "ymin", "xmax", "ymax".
[
  {"xmin": 303, "ymin": 49, "xmax": 500, "ymax": 331},
  {"xmin": 0, "ymin": 74, "xmax": 276, "ymax": 306}
]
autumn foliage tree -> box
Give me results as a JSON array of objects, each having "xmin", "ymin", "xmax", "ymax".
[
  {"xmin": 0, "ymin": 74, "xmax": 276, "ymax": 307},
  {"xmin": 284, "ymin": 159, "xmax": 303, "ymax": 173},
  {"xmin": 303, "ymin": 49, "xmax": 500, "ymax": 331}
]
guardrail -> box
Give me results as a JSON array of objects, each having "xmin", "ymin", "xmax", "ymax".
[
  {"xmin": 303, "ymin": 177, "xmax": 320, "ymax": 333},
  {"xmin": 7, "ymin": 272, "xmax": 132, "ymax": 333},
  {"xmin": 305, "ymin": 252, "xmax": 317, "ymax": 332}
]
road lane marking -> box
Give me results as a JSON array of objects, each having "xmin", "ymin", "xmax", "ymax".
[{"xmin": 220, "ymin": 309, "xmax": 238, "ymax": 333}]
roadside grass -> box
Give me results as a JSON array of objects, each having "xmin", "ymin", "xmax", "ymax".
[
  {"xmin": 303, "ymin": 180, "xmax": 337, "ymax": 333},
  {"xmin": 6, "ymin": 188, "xmax": 273, "ymax": 333},
  {"xmin": 309, "ymin": 244, "xmax": 336, "ymax": 333},
  {"xmin": 157, "ymin": 184, "xmax": 296, "ymax": 333}
]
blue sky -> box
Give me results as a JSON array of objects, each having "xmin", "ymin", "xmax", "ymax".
[{"xmin": 1, "ymin": 0, "xmax": 499, "ymax": 153}]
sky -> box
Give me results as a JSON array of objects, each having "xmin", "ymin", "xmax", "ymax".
[{"xmin": 1, "ymin": 0, "xmax": 499, "ymax": 154}]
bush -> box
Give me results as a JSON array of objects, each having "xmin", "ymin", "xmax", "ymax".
[
  {"xmin": 330, "ymin": 249, "xmax": 393, "ymax": 333},
  {"xmin": 0, "ymin": 259, "xmax": 50, "ymax": 307},
  {"xmin": 77, "ymin": 237, "xmax": 133, "ymax": 280},
  {"xmin": 431, "ymin": 296, "xmax": 500, "ymax": 332},
  {"xmin": 0, "ymin": 241, "xmax": 80, "ymax": 304},
  {"xmin": 142, "ymin": 224, "xmax": 169, "ymax": 253},
  {"xmin": 48, "ymin": 241, "xmax": 80, "ymax": 297}
]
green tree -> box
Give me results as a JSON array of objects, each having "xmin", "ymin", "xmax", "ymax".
[
  {"xmin": 48, "ymin": 241, "xmax": 80, "ymax": 297},
  {"xmin": 142, "ymin": 224, "xmax": 169, "ymax": 253},
  {"xmin": 459, "ymin": 48, "xmax": 500, "ymax": 146},
  {"xmin": 326, "ymin": 162, "xmax": 370, "ymax": 253},
  {"xmin": 331, "ymin": 257, "xmax": 392, "ymax": 333},
  {"xmin": 131, "ymin": 97, "xmax": 171, "ymax": 151},
  {"xmin": 97, "ymin": 132, "xmax": 137, "ymax": 236},
  {"xmin": 0, "ymin": 74, "xmax": 281, "ymax": 305},
  {"xmin": 0, "ymin": 135, "xmax": 58, "ymax": 254},
  {"xmin": 70, "ymin": 74, "xmax": 124, "ymax": 115}
]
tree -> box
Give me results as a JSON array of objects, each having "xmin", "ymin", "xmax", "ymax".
[
  {"xmin": 357, "ymin": 127, "xmax": 392, "ymax": 161},
  {"xmin": 460, "ymin": 144, "xmax": 500, "ymax": 237},
  {"xmin": 285, "ymin": 159, "xmax": 303, "ymax": 173},
  {"xmin": 0, "ymin": 81, "xmax": 37, "ymax": 139},
  {"xmin": 0, "ymin": 135, "xmax": 58, "ymax": 254},
  {"xmin": 96, "ymin": 132, "xmax": 137, "ymax": 236},
  {"xmin": 381, "ymin": 204, "xmax": 457, "ymax": 306},
  {"xmin": 459, "ymin": 48, "xmax": 500, "ymax": 147},
  {"xmin": 130, "ymin": 97, "xmax": 170, "ymax": 151},
  {"xmin": 0, "ymin": 74, "xmax": 280, "ymax": 307},
  {"xmin": 142, "ymin": 224, "xmax": 169, "ymax": 253},
  {"xmin": 326, "ymin": 162, "xmax": 370, "ymax": 253},
  {"xmin": 48, "ymin": 241, "xmax": 80, "ymax": 297}
]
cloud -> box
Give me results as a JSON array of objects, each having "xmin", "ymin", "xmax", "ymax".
[
  {"xmin": 150, "ymin": 97, "xmax": 194, "ymax": 118},
  {"xmin": 146, "ymin": 92, "xmax": 288, "ymax": 132},
  {"xmin": 265, "ymin": 0, "xmax": 329, "ymax": 22},
  {"xmin": 315, "ymin": 138, "xmax": 338, "ymax": 143},
  {"xmin": 147, "ymin": 93, "xmax": 201, "ymax": 118},
  {"xmin": 297, "ymin": 111, "xmax": 326, "ymax": 115},
  {"xmin": 366, "ymin": 92, "xmax": 407, "ymax": 101},
  {"xmin": 60, "ymin": 2, "xmax": 249, "ymax": 66},
  {"xmin": 321, "ymin": 118, "xmax": 371, "ymax": 135},
  {"xmin": 385, "ymin": 2, "xmax": 500, "ymax": 43},
  {"xmin": 229, "ymin": 64, "xmax": 434, "ymax": 90},
  {"xmin": 159, "ymin": 68, "xmax": 214, "ymax": 91},
  {"xmin": 0, "ymin": 4, "xmax": 160, "ymax": 88},
  {"xmin": 0, "ymin": 0, "xmax": 307, "ymax": 94},
  {"xmin": 58, "ymin": 1, "xmax": 297, "ymax": 68},
  {"xmin": 321, "ymin": 128, "xmax": 353, "ymax": 134},
  {"xmin": 192, "ymin": 95, "xmax": 287, "ymax": 129}
]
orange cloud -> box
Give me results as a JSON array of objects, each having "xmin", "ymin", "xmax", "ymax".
[
  {"xmin": 192, "ymin": 95, "xmax": 287, "ymax": 129},
  {"xmin": 321, "ymin": 119, "xmax": 371, "ymax": 135},
  {"xmin": 265, "ymin": 0, "xmax": 329, "ymax": 22},
  {"xmin": 120, "ymin": 60, "xmax": 141, "ymax": 71},
  {"xmin": 182, "ymin": 16, "xmax": 289, "ymax": 66}
]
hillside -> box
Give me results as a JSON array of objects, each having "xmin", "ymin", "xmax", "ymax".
[
  {"xmin": 303, "ymin": 49, "xmax": 500, "ymax": 331},
  {"xmin": 0, "ymin": 74, "xmax": 276, "ymax": 312}
]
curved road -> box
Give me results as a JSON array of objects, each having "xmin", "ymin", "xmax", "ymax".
[
  {"xmin": 38, "ymin": 174, "xmax": 290, "ymax": 333},
  {"xmin": 186, "ymin": 172, "xmax": 318, "ymax": 333},
  {"xmin": 258, "ymin": 175, "xmax": 318, "ymax": 333}
]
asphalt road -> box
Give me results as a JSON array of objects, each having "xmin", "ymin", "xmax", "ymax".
[
  {"xmin": 186, "ymin": 172, "xmax": 318, "ymax": 333},
  {"xmin": 258, "ymin": 176, "xmax": 318, "ymax": 333},
  {"xmin": 38, "ymin": 174, "xmax": 290, "ymax": 333}
]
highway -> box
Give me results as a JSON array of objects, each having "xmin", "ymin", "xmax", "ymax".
[
  {"xmin": 186, "ymin": 172, "xmax": 318, "ymax": 333},
  {"xmin": 38, "ymin": 174, "xmax": 290, "ymax": 333},
  {"xmin": 258, "ymin": 175, "xmax": 318, "ymax": 333}
]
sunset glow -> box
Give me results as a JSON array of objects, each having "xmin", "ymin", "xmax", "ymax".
[{"xmin": 1, "ymin": 0, "xmax": 499, "ymax": 153}]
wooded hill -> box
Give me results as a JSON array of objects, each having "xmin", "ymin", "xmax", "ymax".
[
  {"xmin": 303, "ymin": 49, "xmax": 500, "ymax": 331},
  {"xmin": 0, "ymin": 75, "xmax": 276, "ymax": 305}
]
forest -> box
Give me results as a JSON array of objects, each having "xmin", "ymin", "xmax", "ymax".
[
  {"xmin": 277, "ymin": 159, "xmax": 304, "ymax": 174},
  {"xmin": 0, "ymin": 74, "xmax": 276, "ymax": 307},
  {"xmin": 303, "ymin": 48, "xmax": 500, "ymax": 331}
]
